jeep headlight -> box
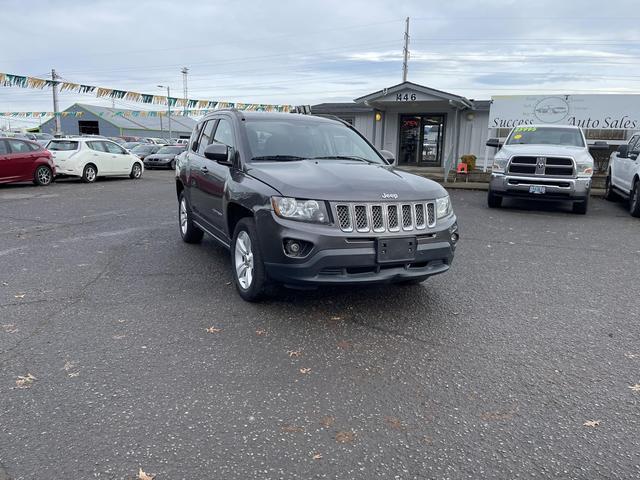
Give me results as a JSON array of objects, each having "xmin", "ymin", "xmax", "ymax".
[
  {"xmin": 271, "ymin": 197, "xmax": 329, "ymax": 224},
  {"xmin": 436, "ymin": 195, "xmax": 452, "ymax": 219},
  {"xmin": 492, "ymin": 157, "xmax": 508, "ymax": 173},
  {"xmin": 576, "ymin": 160, "xmax": 594, "ymax": 177}
]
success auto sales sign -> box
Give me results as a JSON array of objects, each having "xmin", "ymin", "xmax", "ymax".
[{"xmin": 489, "ymin": 94, "xmax": 640, "ymax": 130}]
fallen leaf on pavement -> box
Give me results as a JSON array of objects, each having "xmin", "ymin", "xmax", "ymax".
[
  {"xmin": 2, "ymin": 324, "xmax": 18, "ymax": 333},
  {"xmin": 15, "ymin": 373, "xmax": 36, "ymax": 389},
  {"xmin": 138, "ymin": 468, "xmax": 155, "ymax": 480},
  {"xmin": 299, "ymin": 368, "xmax": 311, "ymax": 374},
  {"xmin": 255, "ymin": 329, "xmax": 267, "ymax": 336},
  {"xmin": 14, "ymin": 293, "xmax": 25, "ymax": 299},
  {"xmin": 629, "ymin": 384, "xmax": 640, "ymax": 392},
  {"xmin": 384, "ymin": 416, "xmax": 405, "ymax": 431},
  {"xmin": 206, "ymin": 327, "xmax": 222, "ymax": 334},
  {"xmin": 288, "ymin": 350, "xmax": 302, "ymax": 358},
  {"xmin": 319, "ymin": 416, "xmax": 335, "ymax": 428},
  {"xmin": 68, "ymin": 372, "xmax": 79, "ymax": 378},
  {"xmin": 337, "ymin": 340, "xmax": 351, "ymax": 350},
  {"xmin": 330, "ymin": 316, "xmax": 341, "ymax": 321},
  {"xmin": 335, "ymin": 431, "xmax": 355, "ymax": 443},
  {"xmin": 583, "ymin": 420, "xmax": 600, "ymax": 427},
  {"xmin": 112, "ymin": 334, "xmax": 126, "ymax": 340},
  {"xmin": 281, "ymin": 424, "xmax": 305, "ymax": 433},
  {"xmin": 312, "ymin": 453, "xmax": 322, "ymax": 460},
  {"xmin": 625, "ymin": 353, "xmax": 638, "ymax": 359},
  {"xmin": 63, "ymin": 361, "xmax": 75, "ymax": 371}
]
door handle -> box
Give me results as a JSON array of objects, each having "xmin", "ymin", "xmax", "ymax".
[{"xmin": 200, "ymin": 166, "xmax": 209, "ymax": 173}]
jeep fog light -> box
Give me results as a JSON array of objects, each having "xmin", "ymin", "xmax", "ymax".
[{"xmin": 283, "ymin": 238, "xmax": 312, "ymax": 257}]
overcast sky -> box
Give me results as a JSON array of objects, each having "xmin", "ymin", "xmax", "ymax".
[{"xmin": 2, "ymin": 0, "xmax": 640, "ymax": 128}]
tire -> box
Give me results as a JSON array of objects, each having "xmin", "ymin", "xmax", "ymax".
[
  {"xmin": 231, "ymin": 218, "xmax": 269, "ymax": 302},
  {"xmin": 572, "ymin": 196, "xmax": 589, "ymax": 215},
  {"xmin": 178, "ymin": 192, "xmax": 204, "ymax": 244},
  {"xmin": 487, "ymin": 190, "xmax": 503, "ymax": 208},
  {"xmin": 130, "ymin": 162, "xmax": 142, "ymax": 179},
  {"xmin": 81, "ymin": 164, "xmax": 97, "ymax": 183},
  {"xmin": 33, "ymin": 165, "xmax": 53, "ymax": 186},
  {"xmin": 604, "ymin": 173, "xmax": 618, "ymax": 201},
  {"xmin": 630, "ymin": 180, "xmax": 640, "ymax": 218},
  {"xmin": 169, "ymin": 159, "xmax": 176, "ymax": 170}
]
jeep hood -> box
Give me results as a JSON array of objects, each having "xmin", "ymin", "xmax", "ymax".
[{"xmin": 246, "ymin": 160, "xmax": 447, "ymax": 202}]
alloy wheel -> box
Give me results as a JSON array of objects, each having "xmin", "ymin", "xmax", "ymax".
[
  {"xmin": 37, "ymin": 167, "xmax": 52, "ymax": 185},
  {"xmin": 234, "ymin": 231, "xmax": 254, "ymax": 289},
  {"xmin": 179, "ymin": 198, "xmax": 188, "ymax": 235},
  {"xmin": 132, "ymin": 164, "xmax": 142, "ymax": 178},
  {"xmin": 85, "ymin": 166, "xmax": 96, "ymax": 182}
]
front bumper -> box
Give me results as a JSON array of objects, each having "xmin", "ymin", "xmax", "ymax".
[
  {"xmin": 256, "ymin": 210, "xmax": 458, "ymax": 286},
  {"xmin": 489, "ymin": 173, "xmax": 591, "ymax": 200},
  {"xmin": 144, "ymin": 158, "xmax": 173, "ymax": 167}
]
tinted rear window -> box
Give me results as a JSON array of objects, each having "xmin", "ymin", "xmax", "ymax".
[{"xmin": 48, "ymin": 140, "xmax": 79, "ymax": 151}]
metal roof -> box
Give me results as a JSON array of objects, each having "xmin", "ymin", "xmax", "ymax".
[
  {"xmin": 73, "ymin": 103, "xmax": 196, "ymax": 133},
  {"xmin": 354, "ymin": 81, "xmax": 474, "ymax": 109}
]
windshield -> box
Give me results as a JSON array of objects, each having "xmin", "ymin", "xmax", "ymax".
[
  {"xmin": 132, "ymin": 145, "xmax": 155, "ymax": 153},
  {"xmin": 47, "ymin": 140, "xmax": 78, "ymax": 151},
  {"xmin": 245, "ymin": 119, "xmax": 385, "ymax": 164},
  {"xmin": 156, "ymin": 146, "xmax": 184, "ymax": 154},
  {"xmin": 507, "ymin": 127, "xmax": 584, "ymax": 147}
]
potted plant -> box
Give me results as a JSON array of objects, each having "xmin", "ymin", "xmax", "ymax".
[{"xmin": 460, "ymin": 154, "xmax": 477, "ymax": 171}]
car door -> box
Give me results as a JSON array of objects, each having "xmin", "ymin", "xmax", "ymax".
[
  {"xmin": 103, "ymin": 140, "xmax": 131, "ymax": 173},
  {"xmin": 0, "ymin": 140, "xmax": 16, "ymax": 183},
  {"xmin": 203, "ymin": 117, "xmax": 237, "ymax": 234},
  {"xmin": 86, "ymin": 141, "xmax": 113, "ymax": 175},
  {"xmin": 189, "ymin": 119, "xmax": 219, "ymax": 230},
  {"xmin": 5, "ymin": 139, "xmax": 37, "ymax": 182}
]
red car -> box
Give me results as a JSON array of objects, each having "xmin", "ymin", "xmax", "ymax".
[{"xmin": 0, "ymin": 137, "xmax": 55, "ymax": 186}]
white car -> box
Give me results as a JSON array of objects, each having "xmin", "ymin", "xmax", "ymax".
[
  {"xmin": 47, "ymin": 137, "xmax": 144, "ymax": 183},
  {"xmin": 605, "ymin": 134, "xmax": 640, "ymax": 216}
]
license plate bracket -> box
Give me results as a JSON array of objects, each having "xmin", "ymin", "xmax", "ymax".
[
  {"xmin": 529, "ymin": 185, "xmax": 546, "ymax": 194},
  {"xmin": 377, "ymin": 237, "xmax": 417, "ymax": 263}
]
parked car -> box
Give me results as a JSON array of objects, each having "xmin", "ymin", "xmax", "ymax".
[
  {"xmin": 487, "ymin": 125, "xmax": 595, "ymax": 214},
  {"xmin": 108, "ymin": 137, "xmax": 127, "ymax": 145},
  {"xmin": 122, "ymin": 142, "xmax": 142, "ymax": 151},
  {"xmin": 32, "ymin": 133, "xmax": 54, "ymax": 147},
  {"xmin": 47, "ymin": 137, "xmax": 143, "ymax": 183},
  {"xmin": 176, "ymin": 110, "xmax": 458, "ymax": 301},
  {"xmin": 130, "ymin": 144, "xmax": 161, "ymax": 160},
  {"xmin": 144, "ymin": 137, "xmax": 168, "ymax": 145},
  {"xmin": 0, "ymin": 137, "xmax": 55, "ymax": 186},
  {"xmin": 605, "ymin": 134, "xmax": 640, "ymax": 216},
  {"xmin": 144, "ymin": 145, "xmax": 186, "ymax": 169},
  {"xmin": 171, "ymin": 138, "xmax": 189, "ymax": 145}
]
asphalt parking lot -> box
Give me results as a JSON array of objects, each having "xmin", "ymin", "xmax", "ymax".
[{"xmin": 1, "ymin": 170, "xmax": 639, "ymax": 480}]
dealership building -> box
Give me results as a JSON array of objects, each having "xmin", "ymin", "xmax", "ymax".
[{"xmin": 313, "ymin": 81, "xmax": 640, "ymax": 175}]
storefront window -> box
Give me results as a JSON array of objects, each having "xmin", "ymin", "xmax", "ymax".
[{"xmin": 399, "ymin": 115, "xmax": 445, "ymax": 166}]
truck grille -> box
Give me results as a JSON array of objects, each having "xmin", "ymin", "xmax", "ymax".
[
  {"xmin": 332, "ymin": 202, "xmax": 436, "ymax": 233},
  {"xmin": 508, "ymin": 156, "xmax": 575, "ymax": 176}
]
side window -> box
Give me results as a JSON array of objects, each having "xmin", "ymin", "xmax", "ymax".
[
  {"xmin": 197, "ymin": 120, "xmax": 217, "ymax": 155},
  {"xmin": 27, "ymin": 142, "xmax": 41, "ymax": 152},
  {"xmin": 190, "ymin": 124, "xmax": 203, "ymax": 152},
  {"xmin": 7, "ymin": 139, "xmax": 31, "ymax": 154},
  {"xmin": 213, "ymin": 119, "xmax": 235, "ymax": 148},
  {"xmin": 0, "ymin": 140, "xmax": 7, "ymax": 155},
  {"xmin": 87, "ymin": 141, "xmax": 106, "ymax": 152},
  {"xmin": 104, "ymin": 141, "xmax": 126, "ymax": 154},
  {"xmin": 628, "ymin": 135, "xmax": 640, "ymax": 152}
]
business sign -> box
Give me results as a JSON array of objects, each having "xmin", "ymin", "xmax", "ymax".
[{"xmin": 489, "ymin": 94, "xmax": 640, "ymax": 130}]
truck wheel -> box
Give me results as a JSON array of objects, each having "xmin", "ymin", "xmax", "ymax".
[
  {"xmin": 487, "ymin": 190, "xmax": 502, "ymax": 208},
  {"xmin": 178, "ymin": 192, "xmax": 204, "ymax": 243},
  {"xmin": 604, "ymin": 173, "xmax": 618, "ymax": 201},
  {"xmin": 232, "ymin": 218, "xmax": 269, "ymax": 302},
  {"xmin": 572, "ymin": 196, "xmax": 589, "ymax": 215},
  {"xmin": 630, "ymin": 180, "xmax": 640, "ymax": 218}
]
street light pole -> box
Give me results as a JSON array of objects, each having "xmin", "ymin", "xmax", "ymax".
[{"xmin": 158, "ymin": 85, "xmax": 172, "ymax": 140}]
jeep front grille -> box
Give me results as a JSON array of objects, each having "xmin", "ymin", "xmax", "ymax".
[{"xmin": 332, "ymin": 202, "xmax": 437, "ymax": 233}]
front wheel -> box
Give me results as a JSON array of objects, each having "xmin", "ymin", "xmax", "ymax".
[
  {"xmin": 232, "ymin": 218, "xmax": 269, "ymax": 302},
  {"xmin": 604, "ymin": 173, "xmax": 618, "ymax": 201},
  {"xmin": 169, "ymin": 159, "xmax": 176, "ymax": 170},
  {"xmin": 130, "ymin": 162, "xmax": 142, "ymax": 179},
  {"xmin": 178, "ymin": 193, "xmax": 204, "ymax": 244},
  {"xmin": 630, "ymin": 180, "xmax": 640, "ymax": 218},
  {"xmin": 572, "ymin": 196, "xmax": 589, "ymax": 215},
  {"xmin": 33, "ymin": 165, "xmax": 53, "ymax": 186},
  {"xmin": 487, "ymin": 190, "xmax": 503, "ymax": 208}
]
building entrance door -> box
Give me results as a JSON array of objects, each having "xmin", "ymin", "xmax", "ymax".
[{"xmin": 398, "ymin": 114, "xmax": 445, "ymax": 167}]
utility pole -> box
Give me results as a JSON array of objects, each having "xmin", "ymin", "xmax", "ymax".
[
  {"xmin": 51, "ymin": 69, "xmax": 61, "ymax": 135},
  {"xmin": 181, "ymin": 67, "xmax": 189, "ymax": 116},
  {"xmin": 402, "ymin": 17, "xmax": 410, "ymax": 83},
  {"xmin": 158, "ymin": 85, "xmax": 172, "ymax": 140}
]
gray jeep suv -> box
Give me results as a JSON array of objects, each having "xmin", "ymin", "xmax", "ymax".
[{"xmin": 176, "ymin": 110, "xmax": 459, "ymax": 301}]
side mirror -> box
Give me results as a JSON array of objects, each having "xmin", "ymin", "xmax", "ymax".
[
  {"xmin": 204, "ymin": 142, "xmax": 232, "ymax": 165},
  {"xmin": 380, "ymin": 149, "xmax": 396, "ymax": 165},
  {"xmin": 617, "ymin": 144, "xmax": 629, "ymax": 158},
  {"xmin": 486, "ymin": 138, "xmax": 502, "ymax": 148}
]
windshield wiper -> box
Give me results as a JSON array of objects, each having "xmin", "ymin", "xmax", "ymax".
[
  {"xmin": 311, "ymin": 155, "xmax": 375, "ymax": 163},
  {"xmin": 251, "ymin": 155, "xmax": 305, "ymax": 161}
]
